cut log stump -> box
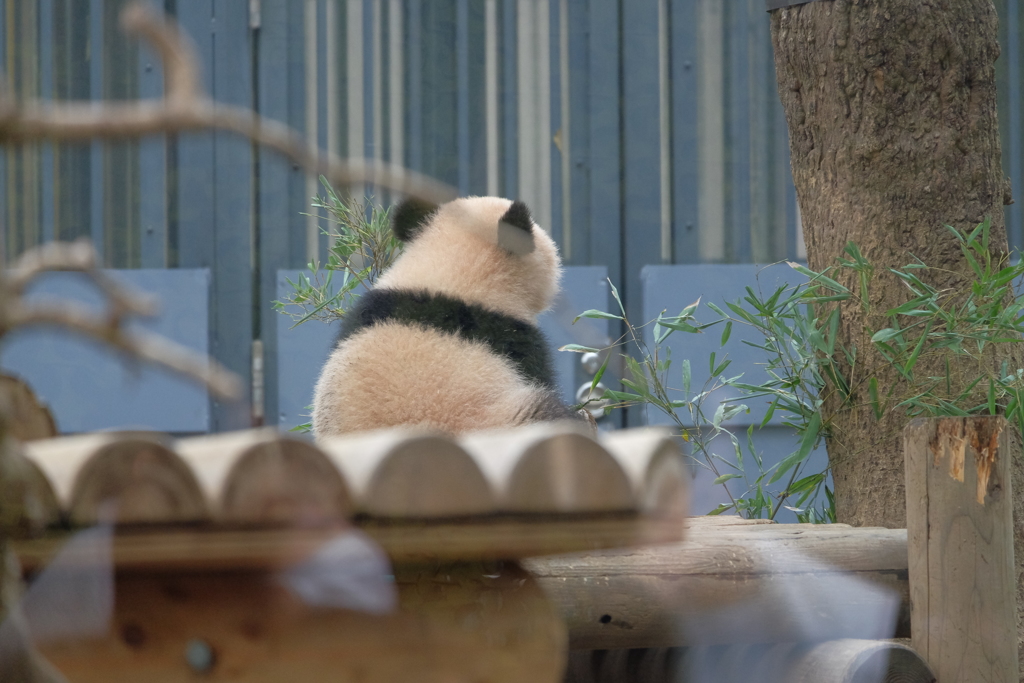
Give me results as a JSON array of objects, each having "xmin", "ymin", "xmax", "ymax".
[{"xmin": 905, "ymin": 416, "xmax": 1019, "ymax": 683}]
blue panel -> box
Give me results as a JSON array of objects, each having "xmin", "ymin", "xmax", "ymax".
[
  {"xmin": 548, "ymin": 0, "xmax": 563, "ymax": 248},
  {"xmin": 285, "ymin": 0, "xmax": 307, "ymax": 261},
  {"xmin": 728, "ymin": 2, "xmax": 751, "ymax": 262},
  {"xmin": 500, "ymin": 0, "xmax": 517, "ymax": 198},
  {"xmin": 174, "ymin": 2, "xmax": 215, "ymax": 272},
  {"xmin": 363, "ymin": 0, "xmax": 374, "ymax": 163},
  {"xmin": 1, "ymin": 270, "xmax": 212, "ymax": 433},
  {"xmin": 275, "ymin": 266, "xmax": 608, "ymax": 431},
  {"xmin": 258, "ymin": 0, "xmax": 302, "ymax": 428},
  {"xmin": 622, "ymin": 0, "xmax": 662, "ymax": 282},
  {"xmin": 138, "ymin": 3, "xmax": 166, "ymax": 269},
  {"xmin": 211, "ymin": 0, "xmax": 254, "ymax": 430},
  {"xmin": 587, "ymin": 0, "xmax": 623, "ymax": 428},
  {"xmin": 565, "ymin": 0, "xmax": 590, "ymax": 266},
  {"xmin": 467, "ymin": 1, "xmax": 486, "ymax": 197},
  {"xmin": 622, "ymin": 0, "xmax": 663, "ymax": 427},
  {"xmin": 640, "ymin": 264, "xmax": 829, "ymax": 521},
  {"xmin": 456, "ymin": 0, "xmax": 469, "ymax": 195},
  {"xmin": 670, "ymin": 0, "xmax": 699, "ymax": 263},
  {"xmin": 540, "ymin": 266, "xmax": 611, "ymax": 407},
  {"xmin": 275, "ymin": 271, "xmax": 337, "ymax": 430},
  {"xmin": 406, "ymin": 0, "xmax": 423, "ymax": 172},
  {"xmin": 587, "ymin": 3, "xmax": 620, "ymax": 285},
  {"xmin": 89, "ymin": 0, "xmax": 104, "ymax": 262},
  {"xmin": 421, "ymin": 0, "xmax": 457, "ymax": 186},
  {"xmin": 39, "ymin": 0, "xmax": 54, "ymax": 244}
]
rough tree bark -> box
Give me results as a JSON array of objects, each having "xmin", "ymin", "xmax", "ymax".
[
  {"xmin": 770, "ymin": 0, "xmax": 1014, "ymax": 528},
  {"xmin": 771, "ymin": 2, "xmax": 1024, "ymax": 669}
]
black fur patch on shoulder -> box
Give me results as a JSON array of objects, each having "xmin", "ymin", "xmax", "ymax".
[
  {"xmin": 500, "ymin": 200, "xmax": 533, "ymax": 233},
  {"xmin": 391, "ymin": 198, "xmax": 438, "ymax": 242},
  {"xmin": 513, "ymin": 390, "xmax": 582, "ymax": 424},
  {"xmin": 338, "ymin": 288, "xmax": 559, "ymax": 390}
]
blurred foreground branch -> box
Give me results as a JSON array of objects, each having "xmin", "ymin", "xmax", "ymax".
[
  {"xmin": 0, "ymin": 3, "xmax": 455, "ymax": 206},
  {"xmin": 2, "ymin": 239, "xmax": 241, "ymax": 400}
]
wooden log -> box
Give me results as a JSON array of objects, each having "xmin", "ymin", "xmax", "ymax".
[
  {"xmin": 176, "ymin": 429, "xmax": 352, "ymax": 525},
  {"xmin": 0, "ymin": 438, "xmax": 61, "ymax": 533},
  {"xmin": 600, "ymin": 428, "xmax": 688, "ymax": 519},
  {"xmin": 525, "ymin": 518, "xmax": 909, "ymax": 650},
  {"xmin": 319, "ymin": 428, "xmax": 496, "ymax": 517},
  {"xmin": 462, "ymin": 422, "xmax": 636, "ymax": 513},
  {"xmin": 0, "ymin": 374, "xmax": 57, "ymax": 442},
  {"xmin": 565, "ymin": 639, "xmax": 935, "ymax": 683},
  {"xmin": 905, "ymin": 416, "xmax": 1019, "ymax": 683},
  {"xmin": 34, "ymin": 560, "xmax": 567, "ymax": 683},
  {"xmin": 25, "ymin": 433, "xmax": 207, "ymax": 525}
]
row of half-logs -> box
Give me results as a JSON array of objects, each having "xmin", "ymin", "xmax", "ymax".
[
  {"xmin": 563, "ymin": 639, "xmax": 934, "ymax": 683},
  {"xmin": 16, "ymin": 423, "xmax": 687, "ymax": 528},
  {"xmin": 525, "ymin": 517, "xmax": 909, "ymax": 650}
]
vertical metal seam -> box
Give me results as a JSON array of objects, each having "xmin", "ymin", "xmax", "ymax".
[
  {"xmin": 89, "ymin": 0, "xmax": 105, "ymax": 263},
  {"xmin": 658, "ymin": 0, "xmax": 671, "ymax": 263},
  {"xmin": 304, "ymin": 0, "xmax": 318, "ymax": 262},
  {"xmin": 559, "ymin": 0, "xmax": 571, "ymax": 258},
  {"xmin": 388, "ymin": 0, "xmax": 403, "ymax": 172},
  {"xmin": 457, "ymin": 0, "xmax": 469, "ymax": 195}
]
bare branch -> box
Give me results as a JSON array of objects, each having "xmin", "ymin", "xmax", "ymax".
[
  {"xmin": 6, "ymin": 240, "xmax": 158, "ymax": 318},
  {"xmin": 6, "ymin": 302, "xmax": 242, "ymax": 400},
  {"xmin": 0, "ymin": 2, "xmax": 457, "ymax": 206}
]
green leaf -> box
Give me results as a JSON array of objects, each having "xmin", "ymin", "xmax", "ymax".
[
  {"xmin": 682, "ymin": 359, "xmax": 692, "ymax": 393},
  {"xmin": 572, "ymin": 309, "xmax": 623, "ymax": 323},
  {"xmin": 787, "ymin": 262, "xmax": 848, "ymax": 293},
  {"xmin": 871, "ymin": 328, "xmax": 901, "ymax": 343},
  {"xmin": 769, "ymin": 411, "xmax": 821, "ymax": 484},
  {"xmin": 706, "ymin": 302, "xmax": 728, "ymax": 318},
  {"xmin": 589, "ymin": 355, "xmax": 610, "ymax": 395},
  {"xmin": 707, "ymin": 503, "xmax": 735, "ymax": 516},
  {"xmin": 869, "ymin": 377, "xmax": 884, "ymax": 420},
  {"xmin": 712, "ymin": 403, "xmax": 747, "ymax": 428},
  {"xmin": 720, "ymin": 321, "xmax": 733, "ymax": 347},
  {"xmin": 608, "ymin": 279, "xmax": 626, "ymax": 315},
  {"xmin": 713, "ymin": 473, "xmax": 743, "ymax": 485},
  {"xmin": 602, "ymin": 389, "xmax": 643, "ymax": 402},
  {"xmin": 559, "ymin": 344, "xmax": 601, "ymax": 353}
]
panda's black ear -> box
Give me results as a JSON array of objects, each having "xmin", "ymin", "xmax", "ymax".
[
  {"xmin": 391, "ymin": 197, "xmax": 438, "ymax": 242},
  {"xmin": 497, "ymin": 200, "xmax": 536, "ymax": 255},
  {"xmin": 500, "ymin": 201, "xmax": 533, "ymax": 233}
]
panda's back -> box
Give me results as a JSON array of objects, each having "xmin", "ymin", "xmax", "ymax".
[{"xmin": 311, "ymin": 317, "xmax": 546, "ymax": 437}]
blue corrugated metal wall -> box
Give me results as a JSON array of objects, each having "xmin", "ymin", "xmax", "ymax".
[{"xmin": 0, "ymin": 0, "xmax": 1022, "ymax": 432}]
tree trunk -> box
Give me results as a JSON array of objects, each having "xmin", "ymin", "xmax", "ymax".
[{"xmin": 769, "ymin": 0, "xmax": 1013, "ymax": 528}]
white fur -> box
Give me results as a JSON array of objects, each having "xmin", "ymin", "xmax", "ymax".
[{"xmin": 311, "ymin": 196, "xmax": 564, "ymax": 440}]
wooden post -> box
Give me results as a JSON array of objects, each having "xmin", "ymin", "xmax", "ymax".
[{"xmin": 905, "ymin": 416, "xmax": 1019, "ymax": 682}]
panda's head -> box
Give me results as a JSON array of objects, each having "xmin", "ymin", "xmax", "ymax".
[{"xmin": 375, "ymin": 196, "xmax": 562, "ymax": 322}]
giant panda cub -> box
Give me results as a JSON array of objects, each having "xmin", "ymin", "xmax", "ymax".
[{"xmin": 311, "ymin": 196, "xmax": 581, "ymax": 439}]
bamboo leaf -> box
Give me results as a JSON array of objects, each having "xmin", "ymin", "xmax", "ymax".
[
  {"xmin": 559, "ymin": 343, "xmax": 601, "ymax": 353},
  {"xmin": 573, "ymin": 309, "xmax": 622, "ymax": 323},
  {"xmin": 871, "ymin": 328, "xmax": 901, "ymax": 343},
  {"xmin": 721, "ymin": 321, "xmax": 733, "ymax": 347}
]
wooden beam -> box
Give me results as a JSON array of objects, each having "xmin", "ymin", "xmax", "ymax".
[
  {"xmin": 524, "ymin": 518, "xmax": 909, "ymax": 650},
  {"xmin": 905, "ymin": 416, "xmax": 1019, "ymax": 683},
  {"xmin": 35, "ymin": 561, "xmax": 567, "ymax": 683},
  {"xmin": 565, "ymin": 639, "xmax": 935, "ymax": 683}
]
